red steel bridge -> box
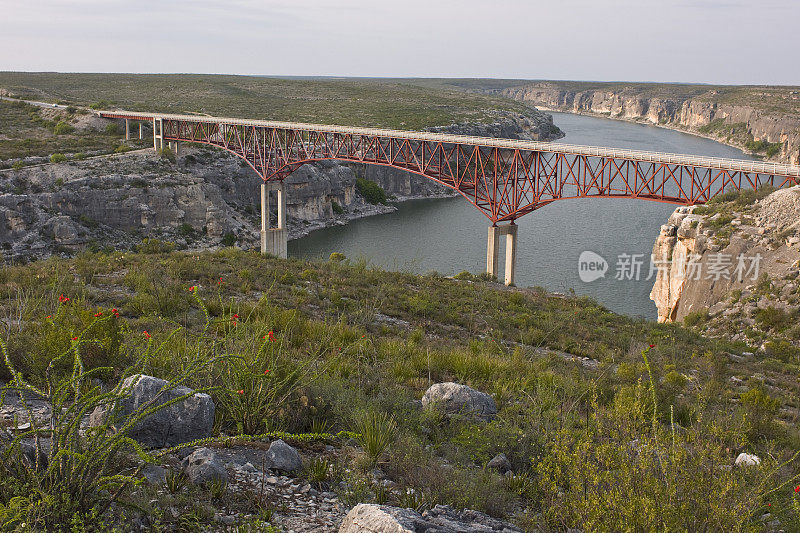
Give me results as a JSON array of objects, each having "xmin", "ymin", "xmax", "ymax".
[{"xmin": 99, "ymin": 110, "xmax": 800, "ymax": 285}]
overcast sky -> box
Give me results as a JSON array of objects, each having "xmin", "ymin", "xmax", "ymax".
[{"xmin": 0, "ymin": 0, "xmax": 797, "ymax": 85}]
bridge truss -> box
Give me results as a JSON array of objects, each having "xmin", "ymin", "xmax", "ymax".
[{"xmin": 98, "ymin": 110, "xmax": 800, "ymax": 283}]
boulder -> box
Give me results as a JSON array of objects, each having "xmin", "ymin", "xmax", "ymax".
[
  {"xmin": 89, "ymin": 374, "xmax": 214, "ymax": 448},
  {"xmin": 339, "ymin": 503, "xmax": 522, "ymax": 533},
  {"xmin": 486, "ymin": 453, "xmax": 513, "ymax": 474},
  {"xmin": 421, "ymin": 382, "xmax": 497, "ymax": 421},
  {"xmin": 266, "ymin": 439, "xmax": 303, "ymax": 473},
  {"xmin": 735, "ymin": 452, "xmax": 761, "ymax": 467},
  {"xmin": 184, "ymin": 447, "xmax": 227, "ymax": 486}
]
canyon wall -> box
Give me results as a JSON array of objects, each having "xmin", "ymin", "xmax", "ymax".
[
  {"xmin": 649, "ymin": 187, "xmax": 800, "ymax": 343},
  {"xmin": 498, "ymin": 83, "xmax": 800, "ymax": 165}
]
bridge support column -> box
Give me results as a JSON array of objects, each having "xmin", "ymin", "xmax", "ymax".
[
  {"xmin": 260, "ymin": 181, "xmax": 288, "ymax": 259},
  {"xmin": 153, "ymin": 118, "xmax": 164, "ymax": 152},
  {"xmin": 139, "ymin": 122, "xmax": 143, "ymax": 140},
  {"xmin": 125, "ymin": 119, "xmax": 130, "ymax": 140},
  {"xmin": 486, "ymin": 223, "xmax": 517, "ymax": 286}
]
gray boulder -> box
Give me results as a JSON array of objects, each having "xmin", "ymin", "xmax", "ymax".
[
  {"xmin": 421, "ymin": 382, "xmax": 497, "ymax": 421},
  {"xmin": 339, "ymin": 503, "xmax": 522, "ymax": 533},
  {"xmin": 89, "ymin": 374, "xmax": 214, "ymax": 448},
  {"xmin": 184, "ymin": 447, "xmax": 227, "ymax": 486},
  {"xmin": 486, "ymin": 453, "xmax": 513, "ymax": 475},
  {"xmin": 266, "ymin": 439, "xmax": 302, "ymax": 473}
]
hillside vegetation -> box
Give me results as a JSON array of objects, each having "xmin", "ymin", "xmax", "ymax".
[
  {"xmin": 0, "ymin": 73, "xmax": 539, "ymax": 131},
  {"xmin": 2, "ymin": 249, "xmax": 800, "ymax": 530}
]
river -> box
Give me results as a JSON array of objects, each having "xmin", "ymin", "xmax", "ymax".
[{"xmin": 289, "ymin": 112, "xmax": 756, "ymax": 319}]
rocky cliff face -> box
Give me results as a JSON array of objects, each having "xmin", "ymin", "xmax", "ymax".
[
  {"xmin": 649, "ymin": 187, "xmax": 800, "ymax": 345},
  {"xmin": 0, "ymin": 149, "xmax": 410, "ymax": 261},
  {"xmin": 499, "ymin": 83, "xmax": 800, "ymax": 165}
]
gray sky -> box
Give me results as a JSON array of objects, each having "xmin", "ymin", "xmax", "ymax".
[{"xmin": 1, "ymin": 0, "xmax": 797, "ymax": 85}]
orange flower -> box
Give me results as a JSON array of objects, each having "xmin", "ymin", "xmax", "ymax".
[
  {"xmin": 237, "ymin": 389, "xmax": 244, "ymax": 395},
  {"xmin": 46, "ymin": 315, "xmax": 51, "ymax": 319}
]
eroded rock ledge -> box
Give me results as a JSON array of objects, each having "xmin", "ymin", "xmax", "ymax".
[{"xmin": 650, "ymin": 186, "xmax": 800, "ymax": 343}]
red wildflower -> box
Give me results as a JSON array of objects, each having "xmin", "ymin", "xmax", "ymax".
[
  {"xmin": 267, "ymin": 330, "xmax": 276, "ymax": 342},
  {"xmin": 232, "ymin": 314, "xmax": 239, "ymax": 320},
  {"xmin": 218, "ymin": 277, "xmax": 224, "ymax": 285},
  {"xmin": 94, "ymin": 312, "xmax": 103, "ymax": 318},
  {"xmin": 767, "ymin": 503, "xmax": 772, "ymax": 507},
  {"xmin": 58, "ymin": 294, "xmax": 70, "ymax": 303},
  {"xmin": 46, "ymin": 315, "xmax": 51, "ymax": 319},
  {"xmin": 189, "ymin": 286, "xmax": 195, "ymax": 292},
  {"xmin": 143, "ymin": 330, "xmax": 151, "ymax": 339},
  {"xmin": 237, "ymin": 389, "xmax": 244, "ymax": 395},
  {"xmin": 649, "ymin": 344, "xmax": 655, "ymax": 348},
  {"xmin": 795, "ymin": 486, "xmax": 800, "ymax": 493},
  {"xmin": 72, "ymin": 337, "xmax": 78, "ymax": 341},
  {"xmin": 232, "ymin": 321, "xmax": 238, "ymax": 327},
  {"xmin": 112, "ymin": 308, "xmax": 119, "ymax": 317},
  {"xmin": 263, "ymin": 369, "xmax": 270, "ymax": 375}
]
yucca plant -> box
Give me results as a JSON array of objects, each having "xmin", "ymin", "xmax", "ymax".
[{"xmin": 353, "ymin": 410, "xmax": 396, "ymax": 466}]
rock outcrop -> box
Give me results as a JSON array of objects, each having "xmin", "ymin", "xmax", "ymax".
[
  {"xmin": 649, "ymin": 187, "xmax": 800, "ymax": 343},
  {"xmin": 421, "ymin": 382, "xmax": 497, "ymax": 421},
  {"xmin": 89, "ymin": 374, "xmax": 215, "ymax": 448},
  {"xmin": 339, "ymin": 503, "xmax": 522, "ymax": 533},
  {"xmin": 184, "ymin": 447, "xmax": 228, "ymax": 486},
  {"xmin": 496, "ymin": 82, "xmax": 800, "ymax": 166},
  {"xmin": 265, "ymin": 439, "xmax": 303, "ymax": 473}
]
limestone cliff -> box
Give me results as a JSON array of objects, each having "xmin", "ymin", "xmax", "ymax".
[
  {"xmin": 650, "ymin": 187, "xmax": 800, "ymax": 344},
  {"xmin": 497, "ymin": 82, "xmax": 800, "ymax": 166}
]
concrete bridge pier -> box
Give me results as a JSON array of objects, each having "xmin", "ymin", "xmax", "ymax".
[
  {"xmin": 260, "ymin": 181, "xmax": 288, "ymax": 259},
  {"xmin": 486, "ymin": 223, "xmax": 517, "ymax": 286},
  {"xmin": 125, "ymin": 119, "xmax": 130, "ymax": 140},
  {"xmin": 153, "ymin": 118, "xmax": 164, "ymax": 152},
  {"xmin": 139, "ymin": 122, "xmax": 143, "ymax": 139},
  {"xmin": 168, "ymin": 141, "xmax": 180, "ymax": 156}
]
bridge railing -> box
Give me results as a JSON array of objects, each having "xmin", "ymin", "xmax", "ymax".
[{"xmin": 98, "ymin": 110, "xmax": 800, "ymax": 179}]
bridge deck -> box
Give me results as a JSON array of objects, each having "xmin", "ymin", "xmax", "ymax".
[{"xmin": 99, "ymin": 110, "xmax": 800, "ymax": 179}]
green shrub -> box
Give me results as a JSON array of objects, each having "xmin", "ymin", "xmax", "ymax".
[
  {"xmin": 221, "ymin": 232, "xmax": 237, "ymax": 247},
  {"xmin": 158, "ymin": 147, "xmax": 176, "ymax": 162},
  {"xmin": 136, "ymin": 238, "xmax": 175, "ymax": 254},
  {"xmin": 113, "ymin": 144, "xmax": 132, "ymax": 153},
  {"xmin": 683, "ymin": 309, "xmax": 709, "ymax": 328},
  {"xmin": 11, "ymin": 160, "xmax": 24, "ymax": 170},
  {"xmin": 49, "ymin": 153, "xmax": 67, "ymax": 163},
  {"xmin": 355, "ymin": 178, "xmax": 387, "ymax": 204},
  {"xmin": 755, "ymin": 307, "xmax": 791, "ymax": 331},
  {"xmin": 73, "ymin": 152, "xmax": 87, "ymax": 160},
  {"xmin": 331, "ymin": 200, "xmax": 345, "ymax": 214},
  {"xmin": 104, "ymin": 123, "xmax": 121, "ymax": 136},
  {"xmin": 329, "ymin": 252, "xmax": 346, "ymax": 263},
  {"xmin": 52, "ymin": 121, "xmax": 74, "ymax": 135}
]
